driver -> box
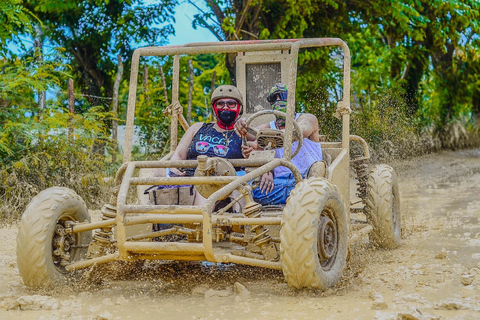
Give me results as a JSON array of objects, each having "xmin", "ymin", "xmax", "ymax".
[
  {"xmin": 144, "ymin": 85, "xmax": 247, "ymax": 238},
  {"xmin": 235, "ymin": 83, "xmax": 323, "ymax": 205},
  {"xmin": 168, "ymin": 84, "xmax": 245, "ymax": 178},
  {"xmin": 145, "ymin": 85, "xmax": 246, "ymax": 207}
]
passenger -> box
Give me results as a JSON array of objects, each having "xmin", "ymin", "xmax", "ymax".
[{"xmin": 235, "ymin": 83, "xmax": 323, "ymax": 205}]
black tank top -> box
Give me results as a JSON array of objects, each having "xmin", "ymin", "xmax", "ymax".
[{"xmin": 179, "ymin": 123, "xmax": 243, "ymax": 176}]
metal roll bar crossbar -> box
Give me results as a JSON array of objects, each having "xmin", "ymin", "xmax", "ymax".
[
  {"xmin": 111, "ymin": 38, "xmax": 352, "ymax": 269},
  {"xmin": 123, "ymin": 38, "xmax": 351, "ymax": 163}
]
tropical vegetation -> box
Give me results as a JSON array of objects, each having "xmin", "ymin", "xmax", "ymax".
[{"xmin": 1, "ymin": 0, "xmax": 479, "ymax": 219}]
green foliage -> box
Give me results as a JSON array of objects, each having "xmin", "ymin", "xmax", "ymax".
[
  {"xmin": 0, "ymin": 105, "xmax": 113, "ymax": 221},
  {"xmin": 0, "ymin": 49, "xmax": 67, "ymax": 109},
  {"xmin": 24, "ymin": 0, "xmax": 178, "ymax": 107},
  {"xmin": 193, "ymin": 0, "xmax": 480, "ymax": 149},
  {"xmin": 124, "ymin": 53, "xmax": 230, "ymax": 157},
  {"xmin": 297, "ymin": 47, "xmax": 344, "ymax": 140},
  {"xmin": 351, "ymin": 86, "xmax": 414, "ymax": 148},
  {"xmin": 349, "ymin": 0, "xmax": 480, "ymax": 128},
  {"xmin": 0, "ymin": 44, "xmax": 114, "ymax": 219},
  {"xmin": 0, "ymin": 0, "xmax": 38, "ymax": 56},
  {"xmin": 0, "ymin": 49, "xmax": 69, "ymax": 166},
  {"xmin": 0, "ymin": 1, "xmax": 182, "ymax": 221},
  {"xmin": 0, "ymin": 48, "xmax": 70, "ymax": 159}
]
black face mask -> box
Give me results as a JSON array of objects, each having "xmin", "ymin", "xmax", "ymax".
[{"xmin": 217, "ymin": 110, "xmax": 237, "ymax": 126}]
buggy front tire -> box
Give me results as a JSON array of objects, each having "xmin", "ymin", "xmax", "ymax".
[
  {"xmin": 365, "ymin": 164, "xmax": 401, "ymax": 249},
  {"xmin": 280, "ymin": 178, "xmax": 348, "ymax": 289},
  {"xmin": 16, "ymin": 187, "xmax": 92, "ymax": 288}
]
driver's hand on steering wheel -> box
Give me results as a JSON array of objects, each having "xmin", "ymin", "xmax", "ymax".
[
  {"xmin": 259, "ymin": 172, "xmax": 274, "ymax": 194},
  {"xmin": 234, "ymin": 117, "xmax": 248, "ymax": 137}
]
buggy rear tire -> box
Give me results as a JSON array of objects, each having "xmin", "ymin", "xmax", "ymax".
[
  {"xmin": 365, "ymin": 164, "xmax": 401, "ymax": 248},
  {"xmin": 17, "ymin": 187, "xmax": 92, "ymax": 288},
  {"xmin": 280, "ymin": 178, "xmax": 348, "ymax": 289}
]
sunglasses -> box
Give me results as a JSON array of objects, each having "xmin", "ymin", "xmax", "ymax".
[
  {"xmin": 215, "ymin": 100, "xmax": 238, "ymax": 109},
  {"xmin": 267, "ymin": 91, "xmax": 288, "ymax": 104},
  {"xmin": 196, "ymin": 141, "xmax": 229, "ymax": 156}
]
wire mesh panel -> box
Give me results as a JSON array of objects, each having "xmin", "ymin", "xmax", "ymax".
[{"xmin": 245, "ymin": 62, "xmax": 282, "ymax": 114}]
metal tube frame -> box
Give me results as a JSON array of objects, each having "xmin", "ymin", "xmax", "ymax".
[
  {"xmin": 123, "ymin": 38, "xmax": 351, "ymax": 163},
  {"xmin": 67, "ymin": 38, "xmax": 352, "ymax": 271},
  {"xmin": 110, "ymin": 158, "xmax": 300, "ymax": 263}
]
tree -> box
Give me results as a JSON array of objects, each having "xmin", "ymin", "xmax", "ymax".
[
  {"xmin": 0, "ymin": 0, "xmax": 38, "ymax": 57},
  {"xmin": 347, "ymin": 0, "xmax": 480, "ymax": 124},
  {"xmin": 256, "ymin": 0, "xmax": 480, "ymax": 124},
  {"xmin": 420, "ymin": 1, "xmax": 480, "ymax": 126},
  {"xmin": 191, "ymin": 0, "xmax": 480, "ymax": 147},
  {"xmin": 24, "ymin": 0, "xmax": 177, "ymax": 109},
  {"xmin": 125, "ymin": 53, "xmax": 229, "ymax": 156}
]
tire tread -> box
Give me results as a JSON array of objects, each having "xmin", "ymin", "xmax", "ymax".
[{"xmin": 280, "ymin": 178, "xmax": 348, "ymax": 289}]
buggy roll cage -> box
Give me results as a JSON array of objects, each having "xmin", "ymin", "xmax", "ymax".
[
  {"xmin": 71, "ymin": 39, "xmax": 354, "ymax": 269},
  {"xmin": 122, "ymin": 38, "xmax": 352, "ymax": 164}
]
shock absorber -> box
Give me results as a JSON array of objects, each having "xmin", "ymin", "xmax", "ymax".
[
  {"xmin": 352, "ymin": 157, "xmax": 369, "ymax": 206},
  {"xmin": 87, "ymin": 186, "xmax": 119, "ymax": 258},
  {"xmin": 94, "ymin": 203, "xmax": 116, "ymax": 243},
  {"xmin": 242, "ymin": 192, "xmax": 279, "ymax": 261},
  {"xmin": 350, "ymin": 135, "xmax": 371, "ymax": 212}
]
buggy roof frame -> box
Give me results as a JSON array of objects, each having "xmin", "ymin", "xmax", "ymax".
[{"xmin": 123, "ymin": 38, "xmax": 351, "ymax": 163}]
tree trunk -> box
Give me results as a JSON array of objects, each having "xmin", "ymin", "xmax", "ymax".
[
  {"xmin": 143, "ymin": 64, "xmax": 149, "ymax": 102},
  {"xmin": 69, "ymin": 45, "xmax": 109, "ymax": 108},
  {"xmin": 159, "ymin": 64, "xmax": 169, "ymax": 104},
  {"xmin": 0, "ymin": 99, "xmax": 8, "ymax": 126},
  {"xmin": 210, "ymin": 71, "xmax": 216, "ymax": 99},
  {"xmin": 112, "ymin": 55, "xmax": 124, "ymax": 163},
  {"xmin": 68, "ymin": 79, "xmax": 75, "ymax": 139},
  {"xmin": 226, "ymin": 54, "xmax": 237, "ymax": 85},
  {"xmin": 34, "ymin": 31, "xmax": 46, "ymax": 117},
  {"xmin": 404, "ymin": 53, "xmax": 425, "ymax": 118},
  {"xmin": 208, "ymin": 71, "xmax": 216, "ymax": 119}
]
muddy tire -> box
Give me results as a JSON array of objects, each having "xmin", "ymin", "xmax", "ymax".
[
  {"xmin": 17, "ymin": 187, "xmax": 92, "ymax": 288},
  {"xmin": 365, "ymin": 165, "xmax": 401, "ymax": 249},
  {"xmin": 280, "ymin": 178, "xmax": 348, "ymax": 289}
]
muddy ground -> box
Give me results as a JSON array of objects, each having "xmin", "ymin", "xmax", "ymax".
[{"xmin": 1, "ymin": 149, "xmax": 480, "ymax": 320}]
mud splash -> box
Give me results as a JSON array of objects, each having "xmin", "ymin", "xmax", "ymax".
[{"xmin": 1, "ymin": 149, "xmax": 480, "ymax": 319}]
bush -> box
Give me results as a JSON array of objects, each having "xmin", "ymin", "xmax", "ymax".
[
  {"xmin": 0, "ymin": 134, "xmax": 112, "ymax": 222},
  {"xmin": 0, "ymin": 103, "xmax": 116, "ymax": 222}
]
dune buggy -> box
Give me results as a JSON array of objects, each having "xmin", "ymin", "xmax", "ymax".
[{"xmin": 17, "ymin": 38, "xmax": 401, "ymax": 289}]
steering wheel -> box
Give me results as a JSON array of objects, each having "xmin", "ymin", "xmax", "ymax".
[{"xmin": 245, "ymin": 109, "xmax": 303, "ymax": 159}]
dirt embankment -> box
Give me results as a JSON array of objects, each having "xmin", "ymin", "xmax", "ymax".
[{"xmin": 1, "ymin": 149, "xmax": 480, "ymax": 320}]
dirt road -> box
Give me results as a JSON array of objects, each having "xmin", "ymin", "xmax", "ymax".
[{"xmin": 1, "ymin": 149, "xmax": 479, "ymax": 320}]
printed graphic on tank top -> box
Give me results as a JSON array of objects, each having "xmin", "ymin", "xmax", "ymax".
[{"xmin": 170, "ymin": 123, "xmax": 244, "ymax": 176}]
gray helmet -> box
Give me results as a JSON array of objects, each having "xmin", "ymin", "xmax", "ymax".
[
  {"xmin": 211, "ymin": 85, "xmax": 243, "ymax": 116},
  {"xmin": 211, "ymin": 85, "xmax": 243, "ymax": 105}
]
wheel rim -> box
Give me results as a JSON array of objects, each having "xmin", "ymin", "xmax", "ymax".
[
  {"xmin": 52, "ymin": 215, "xmax": 77, "ymax": 273},
  {"xmin": 317, "ymin": 209, "xmax": 338, "ymax": 270}
]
